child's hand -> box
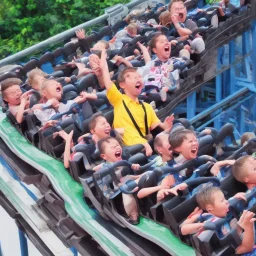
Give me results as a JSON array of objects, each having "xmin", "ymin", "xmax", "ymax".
[
  {"xmin": 157, "ymin": 189, "xmax": 173, "ymax": 200},
  {"xmin": 91, "ymin": 134, "xmax": 99, "ymax": 144},
  {"xmin": 58, "ymin": 130, "xmax": 74, "ymax": 143},
  {"xmin": 76, "ymin": 29, "xmax": 86, "ymax": 39},
  {"xmin": 237, "ymin": 210, "xmax": 256, "ymax": 231},
  {"xmin": 176, "ymin": 183, "xmax": 188, "ymax": 191},
  {"xmin": 170, "ymin": 40, "xmax": 178, "ymax": 46},
  {"xmin": 77, "ymin": 133, "xmax": 90, "ymax": 143},
  {"xmin": 203, "ymin": 128, "xmax": 212, "ymax": 134},
  {"xmin": 143, "ymin": 142, "xmax": 153, "ymax": 157},
  {"xmin": 48, "ymin": 98, "xmax": 60, "ymax": 109},
  {"xmin": 233, "ymin": 192, "xmax": 247, "ymax": 202},
  {"xmin": 187, "ymin": 207, "xmax": 203, "ymax": 219},
  {"xmin": 39, "ymin": 120, "xmax": 59, "ymax": 131},
  {"xmin": 163, "ymin": 113, "xmax": 175, "ymax": 132},
  {"xmin": 93, "ymin": 163, "xmax": 104, "ymax": 171},
  {"xmin": 20, "ymin": 92, "xmax": 31, "ymax": 105},
  {"xmin": 131, "ymin": 164, "xmax": 140, "ymax": 171},
  {"xmin": 31, "ymin": 104, "xmax": 43, "ymax": 111}
]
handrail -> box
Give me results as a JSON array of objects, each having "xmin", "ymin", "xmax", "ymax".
[{"xmin": 0, "ymin": 0, "xmax": 147, "ymax": 67}]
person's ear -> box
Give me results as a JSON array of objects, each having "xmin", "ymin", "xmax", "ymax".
[
  {"xmin": 244, "ymin": 176, "xmax": 249, "ymax": 183},
  {"xmin": 206, "ymin": 204, "xmax": 213, "ymax": 212},
  {"xmin": 90, "ymin": 129, "xmax": 95, "ymax": 134},
  {"xmin": 100, "ymin": 153, "xmax": 107, "ymax": 161},
  {"xmin": 152, "ymin": 47, "xmax": 157, "ymax": 54},
  {"xmin": 156, "ymin": 146, "xmax": 162, "ymax": 155},
  {"xmin": 119, "ymin": 81, "xmax": 125, "ymax": 89}
]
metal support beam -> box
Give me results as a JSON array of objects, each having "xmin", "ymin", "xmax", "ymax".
[
  {"xmin": 229, "ymin": 40, "xmax": 236, "ymax": 94},
  {"xmin": 187, "ymin": 92, "xmax": 196, "ymax": 119},
  {"xmin": 214, "ymin": 47, "xmax": 223, "ymax": 130},
  {"xmin": 252, "ymin": 21, "xmax": 256, "ymax": 86},
  {"xmin": 18, "ymin": 229, "xmax": 28, "ymax": 256}
]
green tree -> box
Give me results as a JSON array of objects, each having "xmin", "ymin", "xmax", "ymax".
[{"xmin": 0, "ymin": 0, "xmax": 128, "ymax": 59}]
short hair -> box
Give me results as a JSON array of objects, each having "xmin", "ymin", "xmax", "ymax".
[
  {"xmin": 27, "ymin": 68, "xmax": 47, "ymax": 86},
  {"xmin": 241, "ymin": 132, "xmax": 255, "ymax": 146},
  {"xmin": 98, "ymin": 137, "xmax": 120, "ymax": 155},
  {"xmin": 196, "ymin": 185, "xmax": 221, "ymax": 210},
  {"xmin": 89, "ymin": 112, "xmax": 105, "ymax": 131},
  {"xmin": 159, "ymin": 11, "xmax": 172, "ymax": 26},
  {"xmin": 169, "ymin": 129, "xmax": 196, "ymax": 149},
  {"xmin": 232, "ymin": 155, "xmax": 252, "ymax": 182},
  {"xmin": 148, "ymin": 33, "xmax": 166, "ymax": 52},
  {"xmin": 40, "ymin": 79, "xmax": 55, "ymax": 91},
  {"xmin": 1, "ymin": 78, "xmax": 22, "ymax": 97},
  {"xmin": 117, "ymin": 67, "xmax": 138, "ymax": 83},
  {"xmin": 154, "ymin": 133, "xmax": 169, "ymax": 155},
  {"xmin": 127, "ymin": 23, "xmax": 138, "ymax": 33},
  {"xmin": 168, "ymin": 0, "xmax": 184, "ymax": 12},
  {"xmin": 97, "ymin": 40, "xmax": 109, "ymax": 50}
]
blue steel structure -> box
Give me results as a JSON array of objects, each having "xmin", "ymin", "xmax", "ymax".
[{"xmin": 0, "ymin": 1, "xmax": 256, "ymax": 256}]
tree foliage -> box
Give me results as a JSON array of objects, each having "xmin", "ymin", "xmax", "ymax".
[{"xmin": 0, "ymin": 0, "xmax": 128, "ymax": 59}]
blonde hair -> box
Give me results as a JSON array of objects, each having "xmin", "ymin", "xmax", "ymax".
[
  {"xmin": 232, "ymin": 155, "xmax": 252, "ymax": 183},
  {"xmin": 241, "ymin": 132, "xmax": 255, "ymax": 146},
  {"xmin": 159, "ymin": 11, "xmax": 172, "ymax": 26},
  {"xmin": 27, "ymin": 68, "xmax": 47, "ymax": 87}
]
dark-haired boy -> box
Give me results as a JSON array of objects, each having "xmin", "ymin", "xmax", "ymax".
[
  {"xmin": 97, "ymin": 137, "xmax": 142, "ymax": 224},
  {"xmin": 100, "ymin": 49, "xmax": 174, "ymax": 157}
]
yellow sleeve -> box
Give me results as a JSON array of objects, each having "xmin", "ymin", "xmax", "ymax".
[
  {"xmin": 106, "ymin": 83, "xmax": 122, "ymax": 107},
  {"xmin": 149, "ymin": 105, "xmax": 160, "ymax": 127}
]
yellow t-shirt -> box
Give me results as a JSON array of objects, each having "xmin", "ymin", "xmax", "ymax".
[{"xmin": 107, "ymin": 83, "xmax": 160, "ymax": 146}]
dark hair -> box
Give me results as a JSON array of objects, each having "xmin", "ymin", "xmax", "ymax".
[
  {"xmin": 98, "ymin": 137, "xmax": 120, "ymax": 155},
  {"xmin": 196, "ymin": 185, "xmax": 221, "ymax": 210},
  {"xmin": 117, "ymin": 67, "xmax": 138, "ymax": 83},
  {"xmin": 1, "ymin": 78, "xmax": 22, "ymax": 97},
  {"xmin": 89, "ymin": 112, "xmax": 105, "ymax": 131},
  {"xmin": 232, "ymin": 155, "xmax": 252, "ymax": 183},
  {"xmin": 148, "ymin": 33, "xmax": 166, "ymax": 52},
  {"xmin": 169, "ymin": 129, "xmax": 195, "ymax": 149}
]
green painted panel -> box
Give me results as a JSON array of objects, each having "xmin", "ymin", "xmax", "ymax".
[{"xmin": 0, "ymin": 112, "xmax": 195, "ymax": 256}]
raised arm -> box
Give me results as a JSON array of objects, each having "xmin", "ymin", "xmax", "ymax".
[
  {"xmin": 100, "ymin": 49, "xmax": 113, "ymax": 90},
  {"xmin": 171, "ymin": 14, "xmax": 193, "ymax": 36}
]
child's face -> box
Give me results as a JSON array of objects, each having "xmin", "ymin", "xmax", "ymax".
[
  {"xmin": 127, "ymin": 28, "xmax": 137, "ymax": 37},
  {"xmin": 42, "ymin": 81, "xmax": 63, "ymax": 100},
  {"xmin": 120, "ymin": 71, "xmax": 143, "ymax": 98},
  {"xmin": 153, "ymin": 35, "xmax": 171, "ymax": 61},
  {"xmin": 91, "ymin": 117, "xmax": 111, "ymax": 139},
  {"xmin": 242, "ymin": 156, "xmax": 256, "ymax": 184},
  {"xmin": 170, "ymin": 2, "xmax": 187, "ymax": 23},
  {"xmin": 3, "ymin": 85, "xmax": 22, "ymax": 105},
  {"xmin": 100, "ymin": 139, "xmax": 123, "ymax": 163},
  {"xmin": 32, "ymin": 75, "xmax": 45, "ymax": 91},
  {"xmin": 174, "ymin": 133, "xmax": 199, "ymax": 160},
  {"xmin": 207, "ymin": 190, "xmax": 229, "ymax": 218}
]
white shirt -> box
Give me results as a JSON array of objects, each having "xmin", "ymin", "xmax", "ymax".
[{"xmin": 34, "ymin": 100, "xmax": 75, "ymax": 125}]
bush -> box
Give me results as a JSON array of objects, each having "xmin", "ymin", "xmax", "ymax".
[{"xmin": 0, "ymin": 0, "xmax": 128, "ymax": 59}]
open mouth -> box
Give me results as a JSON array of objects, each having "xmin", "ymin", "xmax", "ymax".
[
  {"xmin": 56, "ymin": 86, "xmax": 62, "ymax": 93},
  {"xmin": 135, "ymin": 81, "xmax": 141, "ymax": 90},
  {"xmin": 115, "ymin": 150, "xmax": 122, "ymax": 159},
  {"xmin": 179, "ymin": 13, "xmax": 184, "ymax": 19},
  {"xmin": 191, "ymin": 148, "xmax": 198, "ymax": 155},
  {"xmin": 164, "ymin": 45, "xmax": 170, "ymax": 52}
]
